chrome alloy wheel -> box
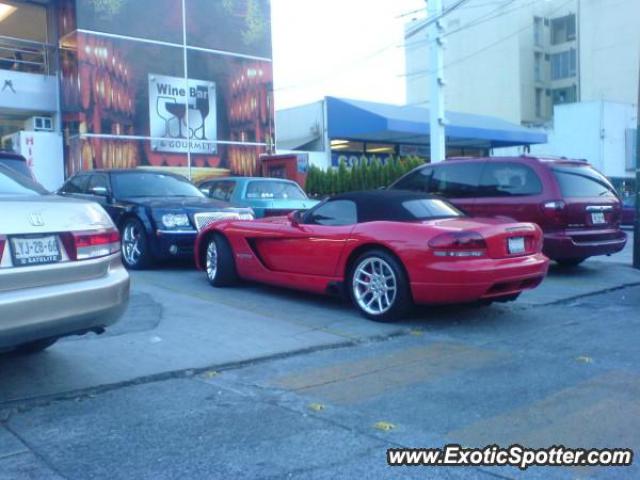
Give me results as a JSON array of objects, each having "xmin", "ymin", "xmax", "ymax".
[
  {"xmin": 122, "ymin": 222, "xmax": 142, "ymax": 266},
  {"xmin": 206, "ymin": 239, "xmax": 218, "ymax": 282},
  {"xmin": 352, "ymin": 257, "xmax": 398, "ymax": 315}
]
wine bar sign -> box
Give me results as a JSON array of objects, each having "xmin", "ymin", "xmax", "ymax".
[{"xmin": 148, "ymin": 74, "xmax": 217, "ymax": 154}]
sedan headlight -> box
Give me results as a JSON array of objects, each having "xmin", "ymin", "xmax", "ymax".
[{"xmin": 161, "ymin": 213, "xmax": 191, "ymax": 229}]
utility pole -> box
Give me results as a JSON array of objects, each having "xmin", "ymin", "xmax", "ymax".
[
  {"xmin": 427, "ymin": 0, "xmax": 446, "ymax": 163},
  {"xmin": 634, "ymin": 56, "xmax": 640, "ymax": 269}
]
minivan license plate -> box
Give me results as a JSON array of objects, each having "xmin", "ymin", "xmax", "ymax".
[
  {"xmin": 10, "ymin": 236, "xmax": 61, "ymax": 267},
  {"xmin": 508, "ymin": 237, "xmax": 525, "ymax": 254},
  {"xmin": 591, "ymin": 212, "xmax": 606, "ymax": 224}
]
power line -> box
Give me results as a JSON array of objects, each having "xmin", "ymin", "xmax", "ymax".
[
  {"xmin": 405, "ymin": 0, "xmax": 473, "ymax": 40},
  {"xmin": 397, "ymin": 0, "xmax": 520, "ymax": 19},
  {"xmin": 275, "ymin": 0, "xmax": 470, "ymax": 93},
  {"xmin": 402, "ymin": 0, "xmax": 530, "ymax": 51},
  {"xmin": 403, "ymin": 0, "xmax": 574, "ymax": 80}
]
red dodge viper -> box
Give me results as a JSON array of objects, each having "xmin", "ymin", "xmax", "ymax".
[{"xmin": 195, "ymin": 191, "xmax": 549, "ymax": 321}]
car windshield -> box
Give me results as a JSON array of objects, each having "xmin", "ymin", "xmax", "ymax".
[
  {"xmin": 552, "ymin": 165, "xmax": 618, "ymax": 198},
  {"xmin": 245, "ymin": 180, "xmax": 307, "ymax": 200},
  {"xmin": 0, "ymin": 157, "xmax": 32, "ymax": 178},
  {"xmin": 355, "ymin": 194, "xmax": 465, "ymax": 222},
  {"xmin": 0, "ymin": 166, "xmax": 46, "ymax": 196},
  {"xmin": 111, "ymin": 172, "xmax": 204, "ymax": 198}
]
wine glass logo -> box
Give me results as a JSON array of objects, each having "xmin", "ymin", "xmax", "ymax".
[
  {"xmin": 193, "ymin": 86, "xmax": 210, "ymax": 141},
  {"xmin": 156, "ymin": 96, "xmax": 176, "ymax": 137},
  {"xmin": 165, "ymin": 102, "xmax": 187, "ymax": 139}
]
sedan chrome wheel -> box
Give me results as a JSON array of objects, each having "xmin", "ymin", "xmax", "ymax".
[
  {"xmin": 352, "ymin": 257, "xmax": 397, "ymax": 316},
  {"xmin": 206, "ymin": 239, "xmax": 218, "ymax": 282},
  {"xmin": 122, "ymin": 222, "xmax": 142, "ymax": 266}
]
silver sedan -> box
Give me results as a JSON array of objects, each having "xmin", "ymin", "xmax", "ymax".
[{"xmin": 0, "ymin": 165, "xmax": 130, "ymax": 354}]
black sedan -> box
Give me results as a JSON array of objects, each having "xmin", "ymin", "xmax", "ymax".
[{"xmin": 59, "ymin": 169, "xmax": 254, "ymax": 269}]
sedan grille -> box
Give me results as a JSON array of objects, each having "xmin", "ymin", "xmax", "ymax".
[{"xmin": 193, "ymin": 212, "xmax": 245, "ymax": 232}]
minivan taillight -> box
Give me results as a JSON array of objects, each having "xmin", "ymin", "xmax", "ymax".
[
  {"xmin": 540, "ymin": 200, "xmax": 567, "ymax": 227},
  {"xmin": 0, "ymin": 235, "xmax": 5, "ymax": 262},
  {"xmin": 429, "ymin": 231, "xmax": 487, "ymax": 258},
  {"xmin": 62, "ymin": 229, "xmax": 120, "ymax": 261}
]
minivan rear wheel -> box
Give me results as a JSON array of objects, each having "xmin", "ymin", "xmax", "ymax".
[{"xmin": 556, "ymin": 258, "xmax": 587, "ymax": 267}]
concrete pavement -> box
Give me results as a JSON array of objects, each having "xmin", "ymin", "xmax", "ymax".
[
  {"xmin": 1, "ymin": 285, "xmax": 638, "ymax": 479},
  {"xmin": 1, "ymin": 237, "xmax": 639, "ymax": 405}
]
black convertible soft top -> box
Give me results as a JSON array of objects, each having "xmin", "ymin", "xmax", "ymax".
[{"xmin": 330, "ymin": 190, "xmax": 461, "ymax": 223}]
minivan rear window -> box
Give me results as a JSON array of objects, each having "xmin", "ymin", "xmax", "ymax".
[
  {"xmin": 480, "ymin": 162, "xmax": 543, "ymax": 196},
  {"xmin": 552, "ymin": 166, "xmax": 617, "ymax": 198}
]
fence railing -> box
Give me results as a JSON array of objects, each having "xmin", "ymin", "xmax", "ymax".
[{"xmin": 0, "ymin": 35, "xmax": 53, "ymax": 75}]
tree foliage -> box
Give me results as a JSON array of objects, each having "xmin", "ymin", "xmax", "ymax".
[{"xmin": 304, "ymin": 156, "xmax": 426, "ymax": 197}]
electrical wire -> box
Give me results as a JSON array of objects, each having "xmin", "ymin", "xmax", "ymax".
[
  {"xmin": 275, "ymin": 0, "xmax": 470, "ymax": 92},
  {"xmin": 404, "ymin": 0, "xmax": 574, "ymax": 80},
  {"xmin": 405, "ymin": 0, "xmax": 473, "ymax": 40},
  {"xmin": 403, "ymin": 0, "xmax": 529, "ymax": 51}
]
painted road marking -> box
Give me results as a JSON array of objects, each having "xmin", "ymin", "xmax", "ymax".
[
  {"xmin": 271, "ymin": 342, "xmax": 502, "ymax": 404},
  {"xmin": 447, "ymin": 371, "xmax": 640, "ymax": 450}
]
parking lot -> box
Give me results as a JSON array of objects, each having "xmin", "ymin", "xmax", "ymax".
[{"xmin": 1, "ymin": 236, "xmax": 638, "ymax": 479}]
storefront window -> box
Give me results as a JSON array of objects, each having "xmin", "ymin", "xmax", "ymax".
[
  {"xmin": 365, "ymin": 143, "xmax": 395, "ymax": 154},
  {"xmin": 330, "ymin": 140, "xmax": 364, "ymax": 152}
]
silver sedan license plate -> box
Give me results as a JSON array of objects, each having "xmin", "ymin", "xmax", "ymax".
[
  {"xmin": 508, "ymin": 236, "xmax": 525, "ymax": 254},
  {"xmin": 11, "ymin": 235, "xmax": 61, "ymax": 267}
]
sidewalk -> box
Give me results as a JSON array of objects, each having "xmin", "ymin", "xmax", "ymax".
[{"xmin": 520, "ymin": 232, "xmax": 640, "ymax": 305}]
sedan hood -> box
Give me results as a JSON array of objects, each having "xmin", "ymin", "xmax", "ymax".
[
  {"xmin": 120, "ymin": 196, "xmax": 232, "ymax": 210},
  {"xmin": 246, "ymin": 198, "xmax": 319, "ymax": 210}
]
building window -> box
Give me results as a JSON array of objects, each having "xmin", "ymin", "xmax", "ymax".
[
  {"xmin": 535, "ymin": 88, "xmax": 543, "ymax": 117},
  {"xmin": 365, "ymin": 143, "xmax": 395, "ymax": 154},
  {"xmin": 330, "ymin": 140, "xmax": 364, "ymax": 152},
  {"xmin": 533, "ymin": 16, "xmax": 543, "ymax": 47},
  {"xmin": 0, "ymin": 2, "xmax": 50, "ymax": 74},
  {"xmin": 551, "ymin": 14, "xmax": 576, "ymax": 45},
  {"xmin": 550, "ymin": 49, "xmax": 576, "ymax": 80},
  {"xmin": 552, "ymin": 86, "xmax": 577, "ymax": 105},
  {"xmin": 534, "ymin": 52, "xmax": 543, "ymax": 82}
]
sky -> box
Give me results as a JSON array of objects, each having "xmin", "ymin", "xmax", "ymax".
[{"xmin": 270, "ymin": 0, "xmax": 426, "ymax": 110}]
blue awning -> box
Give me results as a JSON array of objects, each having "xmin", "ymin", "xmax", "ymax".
[{"xmin": 325, "ymin": 96, "xmax": 546, "ymax": 148}]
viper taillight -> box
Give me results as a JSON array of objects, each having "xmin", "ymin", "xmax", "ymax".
[
  {"xmin": 429, "ymin": 231, "xmax": 487, "ymax": 258},
  {"xmin": 62, "ymin": 229, "xmax": 120, "ymax": 261}
]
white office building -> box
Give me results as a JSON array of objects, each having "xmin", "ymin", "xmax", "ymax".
[{"xmin": 404, "ymin": 0, "xmax": 638, "ymax": 187}]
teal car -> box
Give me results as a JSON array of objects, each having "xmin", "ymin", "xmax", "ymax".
[{"xmin": 197, "ymin": 177, "xmax": 319, "ymax": 218}]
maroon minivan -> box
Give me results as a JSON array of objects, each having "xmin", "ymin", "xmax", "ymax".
[{"xmin": 390, "ymin": 156, "xmax": 627, "ymax": 266}]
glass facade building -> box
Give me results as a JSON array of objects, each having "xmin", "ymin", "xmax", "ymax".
[{"xmin": 1, "ymin": 0, "xmax": 274, "ymax": 185}]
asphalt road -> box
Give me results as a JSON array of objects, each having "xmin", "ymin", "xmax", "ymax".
[{"xmin": 1, "ymin": 242, "xmax": 639, "ymax": 479}]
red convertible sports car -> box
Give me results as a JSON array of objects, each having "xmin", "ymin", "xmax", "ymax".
[{"xmin": 195, "ymin": 191, "xmax": 549, "ymax": 321}]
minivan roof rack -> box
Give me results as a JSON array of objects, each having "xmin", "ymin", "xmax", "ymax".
[{"xmin": 533, "ymin": 155, "xmax": 588, "ymax": 163}]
